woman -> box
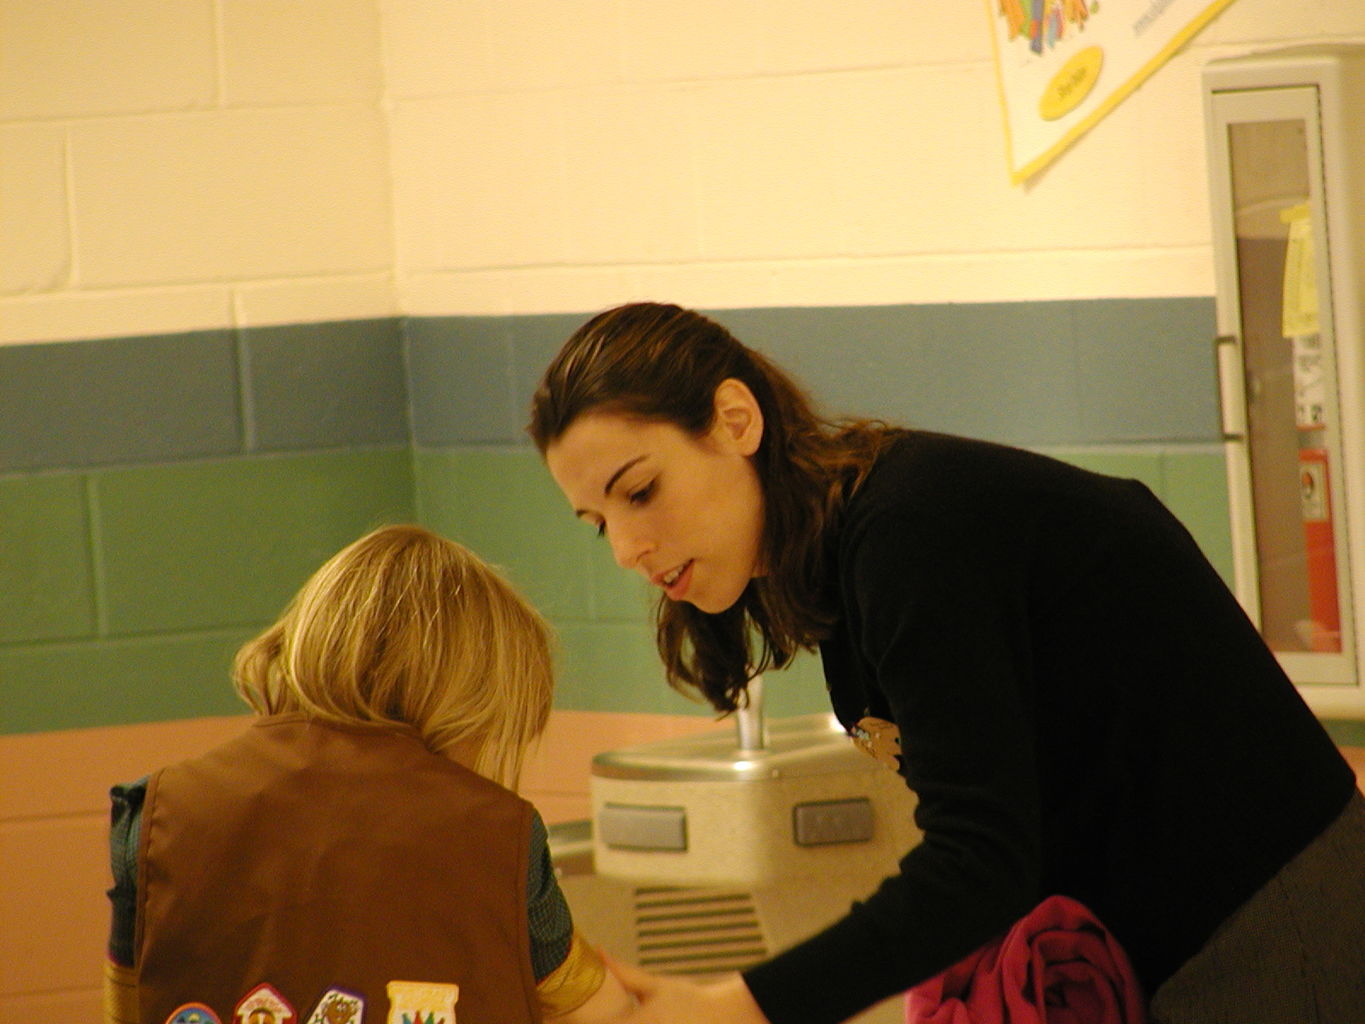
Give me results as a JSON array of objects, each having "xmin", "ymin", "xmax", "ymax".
[
  {"xmin": 105, "ymin": 524, "xmax": 633, "ymax": 1024},
  {"xmin": 529, "ymin": 302, "xmax": 1365, "ymax": 1024}
]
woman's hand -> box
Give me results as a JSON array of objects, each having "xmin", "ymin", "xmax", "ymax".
[{"xmin": 605, "ymin": 954, "xmax": 770, "ymax": 1024}]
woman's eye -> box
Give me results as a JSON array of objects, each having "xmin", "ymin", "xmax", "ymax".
[
  {"xmin": 594, "ymin": 521, "xmax": 606, "ymax": 539},
  {"xmin": 628, "ymin": 482, "xmax": 655, "ymax": 506}
]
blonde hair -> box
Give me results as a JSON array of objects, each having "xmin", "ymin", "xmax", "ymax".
[{"xmin": 233, "ymin": 524, "xmax": 554, "ymax": 791}]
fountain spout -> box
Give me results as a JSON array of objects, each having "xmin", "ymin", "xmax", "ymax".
[{"xmin": 734, "ymin": 674, "xmax": 768, "ymax": 753}]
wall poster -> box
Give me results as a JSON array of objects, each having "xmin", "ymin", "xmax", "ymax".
[{"xmin": 988, "ymin": 0, "xmax": 1238, "ymax": 184}]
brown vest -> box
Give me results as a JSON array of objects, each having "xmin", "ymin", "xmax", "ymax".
[{"xmin": 134, "ymin": 714, "xmax": 541, "ymax": 1024}]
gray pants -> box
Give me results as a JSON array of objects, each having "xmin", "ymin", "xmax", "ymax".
[{"xmin": 1150, "ymin": 789, "xmax": 1365, "ymax": 1023}]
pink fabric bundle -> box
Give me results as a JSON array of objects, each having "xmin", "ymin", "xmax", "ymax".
[{"xmin": 905, "ymin": 895, "xmax": 1146, "ymax": 1024}]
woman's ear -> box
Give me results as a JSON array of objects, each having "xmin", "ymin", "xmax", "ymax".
[{"xmin": 712, "ymin": 378, "xmax": 764, "ymax": 456}]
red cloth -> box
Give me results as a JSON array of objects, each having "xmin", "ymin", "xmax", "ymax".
[{"xmin": 905, "ymin": 895, "xmax": 1146, "ymax": 1024}]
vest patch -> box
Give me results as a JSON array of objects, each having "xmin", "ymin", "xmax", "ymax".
[
  {"xmin": 306, "ymin": 988, "xmax": 366, "ymax": 1024},
  {"xmin": 851, "ymin": 715, "xmax": 903, "ymax": 771},
  {"xmin": 164, "ymin": 1005, "xmax": 223, "ymax": 1024},
  {"xmin": 385, "ymin": 980, "xmax": 459, "ymax": 1024},
  {"xmin": 235, "ymin": 983, "xmax": 297, "ymax": 1024}
]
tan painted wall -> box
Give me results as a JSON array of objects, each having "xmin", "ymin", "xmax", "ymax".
[
  {"xmin": 5, "ymin": 713, "xmax": 1361, "ymax": 1022},
  {"xmin": 0, "ymin": 710, "xmax": 716, "ymax": 1023}
]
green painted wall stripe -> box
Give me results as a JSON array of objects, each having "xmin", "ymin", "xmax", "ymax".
[
  {"xmin": 0, "ymin": 630, "xmax": 258, "ymax": 734},
  {"xmin": 0, "ymin": 449, "xmax": 416, "ymax": 734}
]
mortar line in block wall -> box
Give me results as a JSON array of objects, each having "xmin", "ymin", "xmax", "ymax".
[
  {"xmin": 83, "ymin": 475, "xmax": 109, "ymax": 638},
  {"xmin": 211, "ymin": 0, "xmax": 228, "ymax": 109},
  {"xmin": 234, "ymin": 329, "xmax": 257, "ymax": 453},
  {"xmin": 60, "ymin": 130, "xmax": 78, "ymax": 290}
]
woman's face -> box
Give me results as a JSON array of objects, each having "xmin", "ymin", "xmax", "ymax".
[{"xmin": 544, "ymin": 382, "xmax": 766, "ymax": 615}]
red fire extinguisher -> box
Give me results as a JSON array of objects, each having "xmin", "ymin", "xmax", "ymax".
[{"xmin": 1299, "ymin": 445, "xmax": 1340, "ymax": 652}]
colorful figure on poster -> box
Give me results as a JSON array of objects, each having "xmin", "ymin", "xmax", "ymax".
[{"xmin": 999, "ymin": 0, "xmax": 1097, "ymax": 53}]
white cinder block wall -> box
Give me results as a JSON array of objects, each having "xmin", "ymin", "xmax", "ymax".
[
  {"xmin": 383, "ymin": 0, "xmax": 1365, "ymax": 317},
  {"xmin": 0, "ymin": 0, "xmax": 397, "ymax": 345},
  {"xmin": 5, "ymin": 0, "xmax": 1364, "ymax": 344}
]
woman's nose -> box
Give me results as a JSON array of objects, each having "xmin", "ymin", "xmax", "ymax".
[{"xmin": 609, "ymin": 524, "xmax": 652, "ymax": 571}]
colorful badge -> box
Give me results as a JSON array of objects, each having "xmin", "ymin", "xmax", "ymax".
[
  {"xmin": 306, "ymin": 988, "xmax": 366, "ymax": 1024},
  {"xmin": 235, "ymin": 983, "xmax": 297, "ymax": 1024},
  {"xmin": 851, "ymin": 716, "xmax": 903, "ymax": 771},
  {"xmin": 164, "ymin": 1005, "xmax": 223, "ymax": 1024},
  {"xmin": 385, "ymin": 980, "xmax": 459, "ymax": 1024}
]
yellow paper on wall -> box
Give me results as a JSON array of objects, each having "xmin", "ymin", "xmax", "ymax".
[{"xmin": 1281, "ymin": 203, "xmax": 1319, "ymax": 338}]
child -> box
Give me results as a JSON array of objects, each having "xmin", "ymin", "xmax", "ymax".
[{"xmin": 104, "ymin": 524, "xmax": 633, "ymax": 1024}]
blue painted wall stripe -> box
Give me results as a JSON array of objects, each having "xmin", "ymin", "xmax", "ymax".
[{"xmin": 0, "ymin": 300, "xmax": 1219, "ymax": 475}]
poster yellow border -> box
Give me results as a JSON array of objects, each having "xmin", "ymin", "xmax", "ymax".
[{"xmin": 987, "ymin": 0, "xmax": 1238, "ymax": 185}]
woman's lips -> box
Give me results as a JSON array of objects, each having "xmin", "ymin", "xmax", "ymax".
[{"xmin": 657, "ymin": 560, "xmax": 694, "ymax": 601}]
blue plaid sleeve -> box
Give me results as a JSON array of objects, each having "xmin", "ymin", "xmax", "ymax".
[
  {"xmin": 526, "ymin": 809, "xmax": 574, "ymax": 981},
  {"xmin": 107, "ymin": 777, "xmax": 148, "ymax": 967}
]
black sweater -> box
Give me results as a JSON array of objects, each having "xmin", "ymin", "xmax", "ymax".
[{"xmin": 743, "ymin": 431, "xmax": 1355, "ymax": 1024}]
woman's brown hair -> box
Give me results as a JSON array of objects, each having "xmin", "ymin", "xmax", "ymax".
[
  {"xmin": 529, "ymin": 302, "xmax": 897, "ymax": 713},
  {"xmin": 233, "ymin": 524, "xmax": 555, "ymax": 790}
]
